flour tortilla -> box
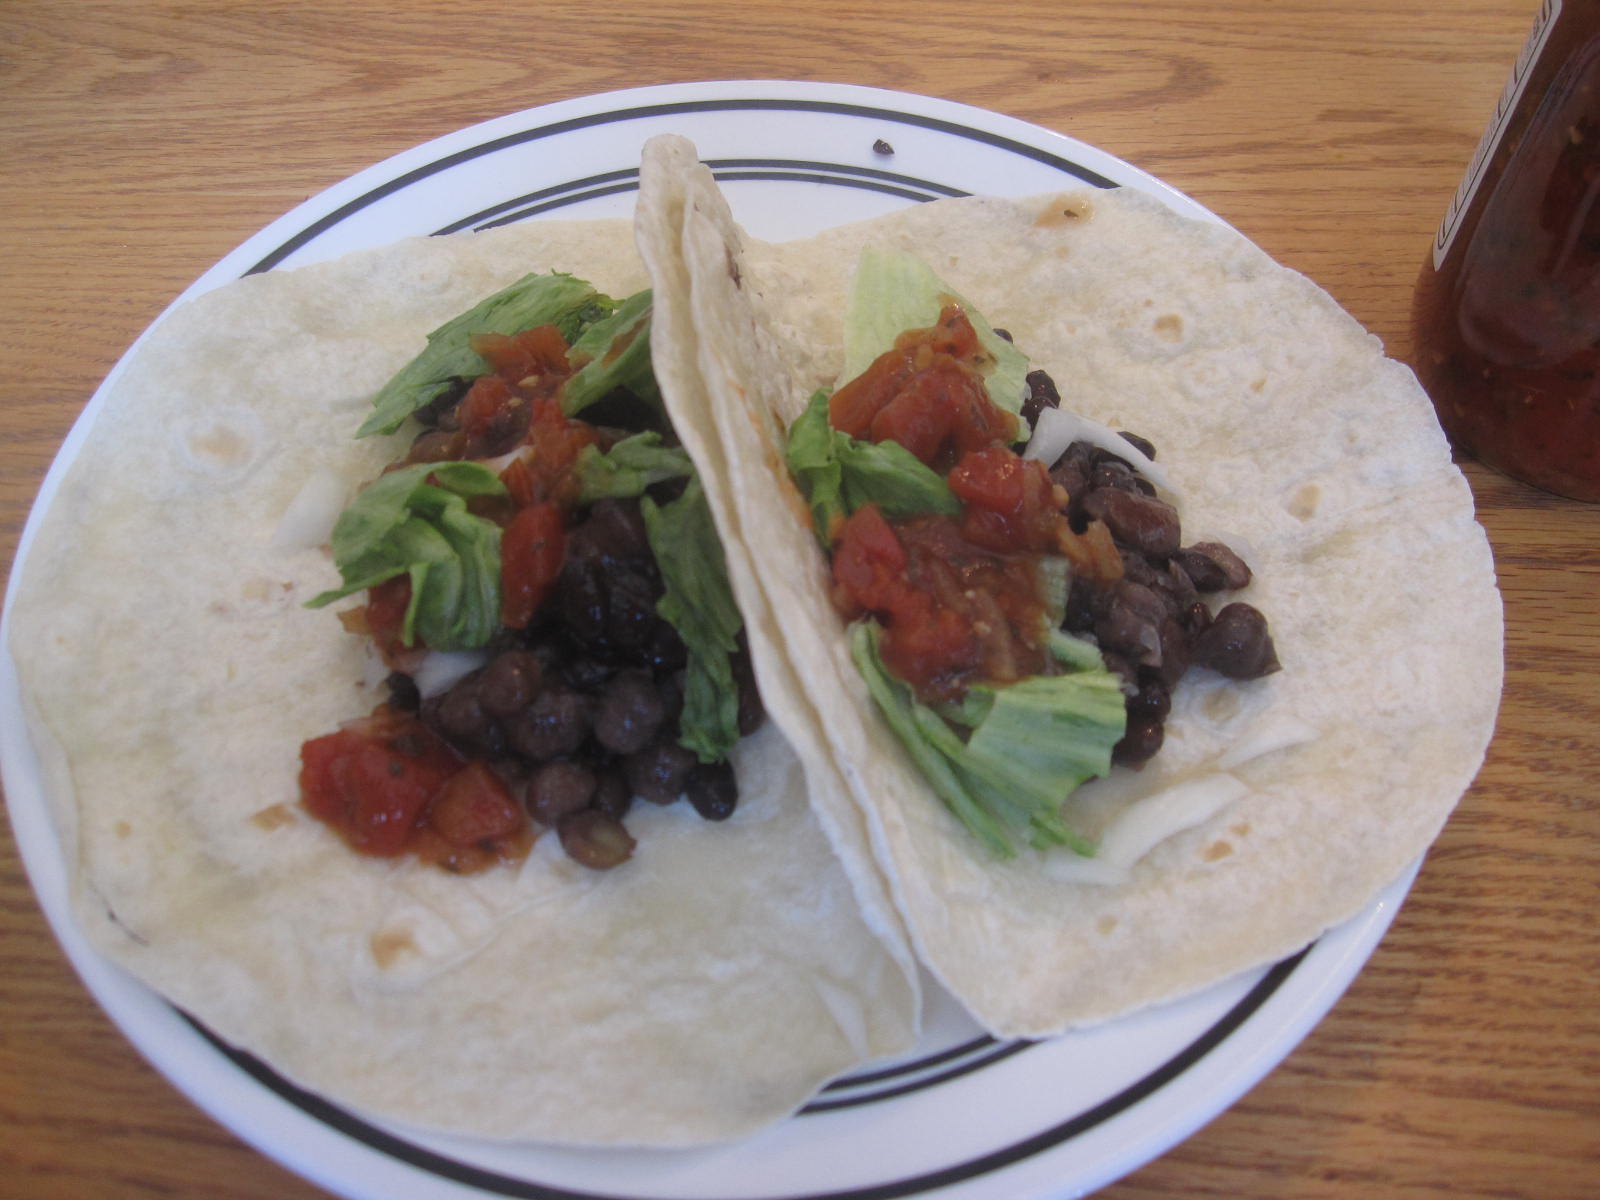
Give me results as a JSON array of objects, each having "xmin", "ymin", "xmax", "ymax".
[
  {"xmin": 647, "ymin": 134, "xmax": 1503, "ymax": 1037},
  {"xmin": 7, "ymin": 216, "xmax": 919, "ymax": 1144}
]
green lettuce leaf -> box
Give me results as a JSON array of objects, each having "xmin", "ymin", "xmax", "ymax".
[
  {"xmin": 573, "ymin": 432, "xmax": 694, "ymax": 504},
  {"xmin": 357, "ymin": 273, "xmax": 616, "ymax": 438},
  {"xmin": 841, "ymin": 246, "xmax": 1032, "ymax": 422},
  {"xmin": 850, "ymin": 621, "xmax": 1125, "ymax": 858},
  {"xmin": 642, "ymin": 478, "xmax": 742, "ymax": 762},
  {"xmin": 787, "ymin": 389, "xmax": 959, "ymax": 542},
  {"xmin": 305, "ymin": 461, "xmax": 506, "ymax": 651},
  {"xmin": 560, "ymin": 289, "xmax": 661, "ymax": 418}
]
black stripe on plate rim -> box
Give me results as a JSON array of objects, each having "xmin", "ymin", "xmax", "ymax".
[
  {"xmin": 466, "ymin": 170, "xmax": 959, "ymax": 232},
  {"xmin": 817, "ymin": 1034, "xmax": 1000, "ymax": 1092},
  {"xmin": 243, "ymin": 96, "xmax": 1118, "ymax": 275},
  {"xmin": 437, "ymin": 158, "xmax": 969, "ymax": 236},
  {"xmin": 176, "ymin": 944, "xmax": 1311, "ymax": 1200}
]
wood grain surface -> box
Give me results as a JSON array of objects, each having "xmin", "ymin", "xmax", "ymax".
[{"xmin": 2, "ymin": 2, "xmax": 1596, "ymax": 1198}]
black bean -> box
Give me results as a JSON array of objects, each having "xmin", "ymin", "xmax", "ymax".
[
  {"xmin": 586, "ymin": 498, "xmax": 652, "ymax": 559},
  {"xmin": 477, "ymin": 649, "xmax": 544, "ymax": 719},
  {"xmin": 506, "ymin": 685, "xmax": 593, "ymax": 760},
  {"xmin": 1187, "ymin": 541, "xmax": 1253, "ymax": 590},
  {"xmin": 1049, "ymin": 457, "xmax": 1087, "ymax": 505},
  {"xmin": 385, "ymin": 672, "xmax": 421, "ymax": 713},
  {"xmin": 1020, "ymin": 369, "xmax": 1061, "ymax": 428},
  {"xmin": 556, "ymin": 553, "xmax": 608, "ymax": 643},
  {"xmin": 412, "ymin": 379, "xmax": 470, "ymax": 429},
  {"xmin": 559, "ymin": 650, "xmax": 619, "ymax": 692},
  {"xmin": 685, "ymin": 761, "xmax": 739, "ymax": 821},
  {"xmin": 433, "ymin": 673, "xmax": 497, "ymax": 744},
  {"xmin": 644, "ymin": 621, "xmax": 688, "ymax": 671},
  {"xmin": 1128, "ymin": 677, "xmax": 1171, "ymax": 721},
  {"xmin": 1088, "ymin": 458, "xmax": 1141, "ymax": 493},
  {"xmin": 591, "ymin": 766, "xmax": 633, "ymax": 819},
  {"xmin": 526, "ymin": 761, "xmax": 597, "ymax": 825},
  {"xmin": 624, "ymin": 738, "xmax": 698, "ymax": 805},
  {"xmin": 1154, "ymin": 615, "xmax": 1192, "ymax": 687},
  {"xmin": 557, "ymin": 809, "xmax": 636, "ymax": 870},
  {"xmin": 1117, "ymin": 431, "xmax": 1157, "ymax": 460},
  {"xmin": 992, "ymin": 327, "xmax": 1014, "ymax": 342},
  {"xmin": 1080, "ymin": 488, "xmax": 1181, "ymax": 559},
  {"xmin": 1099, "ymin": 650, "xmax": 1139, "ymax": 691},
  {"xmin": 604, "ymin": 565, "xmax": 662, "ymax": 652},
  {"xmin": 593, "ymin": 672, "xmax": 668, "ymax": 754},
  {"xmin": 1061, "ymin": 575, "xmax": 1098, "ymax": 633},
  {"xmin": 1093, "ymin": 605, "xmax": 1162, "ymax": 668},
  {"xmin": 1190, "ymin": 603, "xmax": 1281, "ymax": 679},
  {"xmin": 577, "ymin": 389, "xmax": 669, "ymax": 434},
  {"xmin": 1113, "ymin": 717, "xmax": 1165, "ymax": 767}
]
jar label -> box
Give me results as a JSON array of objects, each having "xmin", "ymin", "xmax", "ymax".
[{"xmin": 1433, "ymin": 0, "xmax": 1563, "ymax": 269}]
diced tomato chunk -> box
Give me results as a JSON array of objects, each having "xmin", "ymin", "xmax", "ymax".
[
  {"xmin": 948, "ymin": 445, "xmax": 1068, "ymax": 555},
  {"xmin": 828, "ymin": 306, "xmax": 1018, "ymax": 469},
  {"xmin": 299, "ymin": 713, "xmax": 462, "ymax": 857},
  {"xmin": 427, "ymin": 762, "xmax": 524, "ymax": 846},
  {"xmin": 455, "ymin": 374, "xmax": 517, "ymax": 439},
  {"xmin": 471, "ymin": 324, "xmax": 571, "ymax": 385},
  {"xmin": 500, "ymin": 502, "xmax": 566, "ymax": 629}
]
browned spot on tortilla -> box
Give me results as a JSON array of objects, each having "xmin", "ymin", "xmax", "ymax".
[
  {"xmin": 251, "ymin": 803, "xmax": 296, "ymax": 831},
  {"xmin": 1202, "ymin": 840, "xmax": 1235, "ymax": 862},
  {"xmin": 189, "ymin": 425, "xmax": 248, "ymax": 468},
  {"xmin": 1036, "ymin": 197, "xmax": 1092, "ymax": 227},
  {"xmin": 370, "ymin": 928, "xmax": 419, "ymax": 970},
  {"xmin": 115, "ymin": 820, "xmax": 132, "ymax": 839},
  {"xmin": 1096, "ymin": 915, "xmax": 1118, "ymax": 935},
  {"xmin": 1153, "ymin": 314, "xmax": 1184, "ymax": 342},
  {"xmin": 1230, "ymin": 821, "xmax": 1252, "ymax": 837},
  {"xmin": 1287, "ymin": 483, "xmax": 1321, "ymax": 520},
  {"xmin": 1250, "ymin": 377, "xmax": 1267, "ymax": 393}
]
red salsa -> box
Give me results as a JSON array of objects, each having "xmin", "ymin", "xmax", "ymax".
[{"xmin": 827, "ymin": 307, "xmax": 1071, "ymax": 703}]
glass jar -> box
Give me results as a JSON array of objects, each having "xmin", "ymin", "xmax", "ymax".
[{"xmin": 1411, "ymin": 0, "xmax": 1600, "ymax": 501}]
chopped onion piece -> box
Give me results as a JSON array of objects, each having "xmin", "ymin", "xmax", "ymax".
[
  {"xmin": 270, "ymin": 466, "xmax": 348, "ymax": 551},
  {"xmin": 1023, "ymin": 406, "xmax": 1179, "ymax": 497},
  {"xmin": 1216, "ymin": 715, "xmax": 1319, "ymax": 770},
  {"xmin": 414, "ymin": 650, "xmax": 489, "ymax": 699}
]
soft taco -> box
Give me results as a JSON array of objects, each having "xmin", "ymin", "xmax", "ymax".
[
  {"xmin": 640, "ymin": 134, "xmax": 1502, "ymax": 1038},
  {"xmin": 7, "ymin": 206, "xmax": 919, "ymax": 1143}
]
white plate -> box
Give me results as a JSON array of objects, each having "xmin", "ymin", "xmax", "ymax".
[{"xmin": 1, "ymin": 81, "xmax": 1417, "ymax": 1200}]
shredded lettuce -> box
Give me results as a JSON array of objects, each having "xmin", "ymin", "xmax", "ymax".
[
  {"xmin": 787, "ymin": 389, "xmax": 959, "ymax": 542},
  {"xmin": 561, "ymin": 289, "xmax": 662, "ymax": 418},
  {"xmin": 305, "ymin": 461, "xmax": 507, "ymax": 651},
  {"xmin": 841, "ymin": 246, "xmax": 1033, "ymax": 422},
  {"xmin": 357, "ymin": 273, "xmax": 616, "ymax": 438},
  {"xmin": 573, "ymin": 432, "xmax": 694, "ymax": 504},
  {"xmin": 642, "ymin": 478, "xmax": 743, "ymax": 763},
  {"xmin": 850, "ymin": 621, "xmax": 1125, "ymax": 858}
]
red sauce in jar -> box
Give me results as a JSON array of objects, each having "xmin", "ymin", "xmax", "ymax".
[{"xmin": 1411, "ymin": 4, "xmax": 1600, "ymax": 501}]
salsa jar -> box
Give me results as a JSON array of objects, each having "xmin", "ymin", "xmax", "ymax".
[{"xmin": 1411, "ymin": 0, "xmax": 1600, "ymax": 501}]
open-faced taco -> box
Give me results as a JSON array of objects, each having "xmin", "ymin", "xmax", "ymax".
[
  {"xmin": 641, "ymin": 134, "xmax": 1502, "ymax": 1038},
  {"xmin": 7, "ymin": 206, "xmax": 919, "ymax": 1144}
]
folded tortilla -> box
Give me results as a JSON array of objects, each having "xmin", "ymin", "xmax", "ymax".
[
  {"xmin": 8, "ymin": 214, "xmax": 920, "ymax": 1144},
  {"xmin": 644, "ymin": 134, "xmax": 1503, "ymax": 1037}
]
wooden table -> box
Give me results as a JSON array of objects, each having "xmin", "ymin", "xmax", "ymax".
[{"xmin": 3, "ymin": 2, "xmax": 1595, "ymax": 1197}]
